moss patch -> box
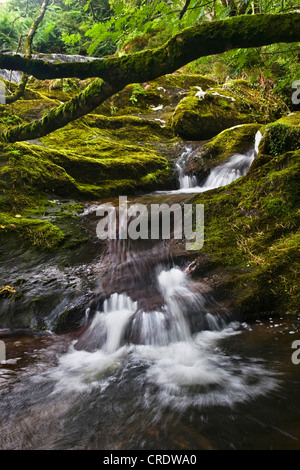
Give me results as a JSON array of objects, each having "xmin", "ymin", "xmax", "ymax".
[
  {"xmin": 191, "ymin": 147, "xmax": 300, "ymax": 317},
  {"xmin": 93, "ymin": 73, "xmax": 216, "ymax": 117},
  {"xmin": 172, "ymin": 91, "xmax": 252, "ymax": 140},
  {"xmin": 0, "ymin": 113, "xmax": 173, "ymax": 248},
  {"xmin": 171, "ymin": 80, "xmax": 286, "ymax": 140},
  {"xmin": 259, "ymin": 111, "xmax": 300, "ymax": 157},
  {"xmin": 40, "ymin": 119, "xmax": 172, "ymax": 187},
  {"xmin": 0, "ymin": 211, "xmax": 65, "ymax": 248}
]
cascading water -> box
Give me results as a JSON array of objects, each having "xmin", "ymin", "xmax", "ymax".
[
  {"xmin": 176, "ymin": 147, "xmax": 198, "ymax": 189},
  {"xmin": 47, "ymin": 128, "xmax": 275, "ymax": 403},
  {"xmin": 48, "ymin": 265, "xmax": 278, "ymax": 411},
  {"xmin": 199, "ymin": 150, "xmax": 254, "ymax": 190},
  {"xmin": 0, "ymin": 124, "xmax": 289, "ymax": 451},
  {"xmin": 174, "ymin": 130, "xmax": 262, "ymax": 194}
]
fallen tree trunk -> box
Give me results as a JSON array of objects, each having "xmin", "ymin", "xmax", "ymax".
[{"xmin": 1, "ymin": 13, "xmax": 299, "ymax": 142}]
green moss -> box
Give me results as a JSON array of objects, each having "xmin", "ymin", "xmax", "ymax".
[
  {"xmin": 9, "ymin": 97, "xmax": 61, "ymax": 122},
  {"xmin": 172, "ymin": 80, "xmax": 286, "ymax": 140},
  {"xmin": 223, "ymin": 79, "xmax": 286, "ymax": 121},
  {"xmin": 201, "ymin": 123, "xmax": 263, "ymax": 164},
  {"xmin": 0, "ymin": 142, "xmax": 81, "ymax": 214},
  {"xmin": 0, "ymin": 108, "xmax": 23, "ymax": 129},
  {"xmin": 0, "ymin": 111, "xmax": 173, "ymax": 249},
  {"xmin": 153, "ymin": 73, "xmax": 216, "ymax": 90},
  {"xmin": 84, "ymin": 114, "xmax": 174, "ymax": 144},
  {"xmin": 0, "ymin": 211, "xmax": 65, "ymax": 248},
  {"xmin": 191, "ymin": 148, "xmax": 300, "ymax": 317},
  {"xmin": 259, "ymin": 112, "xmax": 300, "ymax": 157},
  {"xmin": 172, "ymin": 90, "xmax": 252, "ymax": 140},
  {"xmin": 94, "ymin": 82, "xmax": 168, "ymax": 116}
]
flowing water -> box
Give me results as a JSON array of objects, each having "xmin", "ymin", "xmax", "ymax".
[
  {"xmin": 1, "ymin": 133, "xmax": 300, "ymax": 450},
  {"xmin": 175, "ymin": 129, "xmax": 262, "ymax": 193}
]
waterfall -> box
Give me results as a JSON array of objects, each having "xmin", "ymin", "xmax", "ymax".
[
  {"xmin": 200, "ymin": 150, "xmax": 254, "ymax": 191},
  {"xmin": 49, "ymin": 265, "xmax": 275, "ymax": 407},
  {"xmin": 176, "ymin": 147, "xmax": 198, "ymax": 189},
  {"xmin": 173, "ymin": 131, "xmax": 261, "ymax": 194},
  {"xmin": 255, "ymin": 130, "xmax": 263, "ymax": 156},
  {"xmin": 49, "ymin": 266, "xmax": 240, "ymax": 398},
  {"xmin": 45, "ymin": 127, "xmax": 277, "ymax": 414},
  {"xmin": 75, "ymin": 293, "xmax": 137, "ymax": 354},
  {"xmin": 75, "ymin": 267, "xmax": 226, "ymax": 354}
]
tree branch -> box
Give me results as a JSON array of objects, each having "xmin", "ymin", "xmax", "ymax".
[
  {"xmin": 2, "ymin": 78, "xmax": 119, "ymax": 142},
  {"xmin": 6, "ymin": 0, "xmax": 51, "ymax": 104},
  {"xmin": 179, "ymin": 0, "xmax": 191, "ymax": 20},
  {"xmin": 0, "ymin": 13, "xmax": 299, "ymax": 83}
]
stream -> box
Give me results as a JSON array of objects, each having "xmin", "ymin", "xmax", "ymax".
[{"xmin": 0, "ymin": 136, "xmax": 300, "ymax": 451}]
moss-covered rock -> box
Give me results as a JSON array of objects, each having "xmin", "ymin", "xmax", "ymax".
[
  {"xmin": 190, "ymin": 145, "xmax": 300, "ymax": 318},
  {"xmin": 8, "ymin": 97, "xmax": 61, "ymax": 122},
  {"xmin": 0, "ymin": 211, "xmax": 65, "ymax": 248},
  {"xmin": 171, "ymin": 79, "xmax": 286, "ymax": 140},
  {"xmin": 0, "ymin": 113, "xmax": 173, "ymax": 248},
  {"xmin": 93, "ymin": 73, "xmax": 216, "ymax": 118},
  {"xmin": 185, "ymin": 123, "xmax": 263, "ymax": 181},
  {"xmin": 172, "ymin": 91, "xmax": 251, "ymax": 140},
  {"xmin": 259, "ymin": 112, "xmax": 300, "ymax": 157},
  {"xmin": 200, "ymin": 123, "xmax": 263, "ymax": 163},
  {"xmin": 39, "ymin": 118, "xmax": 172, "ymax": 187}
]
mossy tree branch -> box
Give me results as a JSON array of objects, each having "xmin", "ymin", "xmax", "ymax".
[
  {"xmin": 1, "ymin": 13, "xmax": 299, "ymax": 82},
  {"xmin": 2, "ymin": 78, "xmax": 119, "ymax": 142},
  {"xmin": 1, "ymin": 13, "xmax": 299, "ymax": 142}
]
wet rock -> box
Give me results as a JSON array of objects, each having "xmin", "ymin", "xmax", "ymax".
[{"xmin": 171, "ymin": 80, "xmax": 285, "ymax": 141}]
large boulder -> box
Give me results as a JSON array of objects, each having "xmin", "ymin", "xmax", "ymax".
[
  {"xmin": 258, "ymin": 112, "xmax": 300, "ymax": 157},
  {"xmin": 171, "ymin": 79, "xmax": 285, "ymax": 140},
  {"xmin": 184, "ymin": 123, "xmax": 263, "ymax": 182}
]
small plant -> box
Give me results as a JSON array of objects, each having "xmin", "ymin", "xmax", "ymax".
[
  {"xmin": 0, "ymin": 111, "xmax": 21, "ymax": 126},
  {"xmin": 62, "ymin": 78, "xmax": 78, "ymax": 93},
  {"xmin": 110, "ymin": 105, "xmax": 119, "ymax": 115},
  {"xmin": 129, "ymin": 83, "xmax": 147, "ymax": 105}
]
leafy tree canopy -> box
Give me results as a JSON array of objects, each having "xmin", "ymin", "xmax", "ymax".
[
  {"xmin": 0, "ymin": 0, "xmax": 299, "ymax": 141},
  {"xmin": 1, "ymin": 0, "xmax": 299, "ymax": 57}
]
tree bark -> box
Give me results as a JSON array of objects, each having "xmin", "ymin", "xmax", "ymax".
[
  {"xmin": 179, "ymin": 0, "xmax": 191, "ymax": 20},
  {"xmin": 6, "ymin": 0, "xmax": 50, "ymax": 104},
  {"xmin": 1, "ymin": 13, "xmax": 299, "ymax": 143}
]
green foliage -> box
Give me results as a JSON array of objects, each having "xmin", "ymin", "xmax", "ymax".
[
  {"xmin": 0, "ymin": 0, "xmax": 115, "ymax": 56},
  {"xmin": 129, "ymin": 83, "xmax": 147, "ymax": 105}
]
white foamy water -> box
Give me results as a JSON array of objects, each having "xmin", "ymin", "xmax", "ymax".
[
  {"xmin": 135, "ymin": 327, "xmax": 279, "ymax": 411},
  {"xmin": 176, "ymin": 146, "xmax": 198, "ymax": 190},
  {"xmin": 199, "ymin": 150, "xmax": 254, "ymax": 191},
  {"xmin": 171, "ymin": 130, "xmax": 262, "ymax": 194},
  {"xmin": 157, "ymin": 267, "xmax": 202, "ymax": 342},
  {"xmin": 255, "ymin": 130, "xmax": 263, "ymax": 155},
  {"xmin": 47, "ymin": 267, "xmax": 279, "ymax": 408}
]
